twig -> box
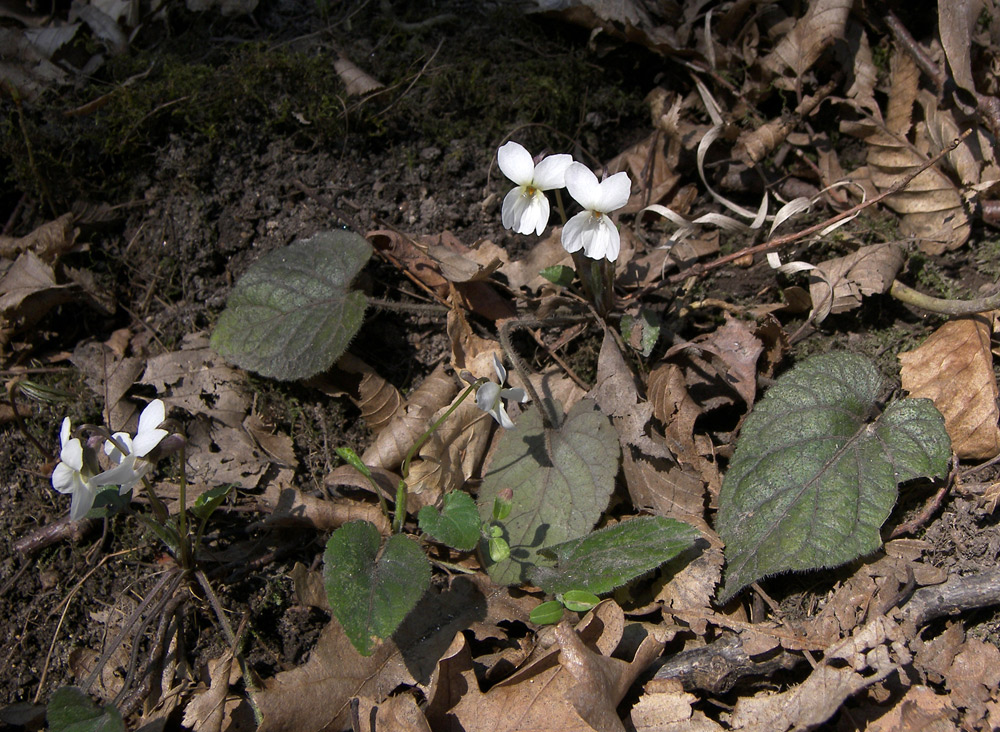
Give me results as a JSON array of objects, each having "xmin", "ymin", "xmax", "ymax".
[
  {"xmin": 889, "ymin": 279, "xmax": 1000, "ymax": 315},
  {"xmin": 665, "ymin": 129, "xmax": 974, "ymax": 285},
  {"xmin": 13, "ymin": 516, "xmax": 101, "ymax": 556}
]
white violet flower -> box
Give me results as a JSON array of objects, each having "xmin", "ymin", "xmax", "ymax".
[
  {"xmin": 561, "ymin": 162, "xmax": 631, "ymax": 262},
  {"xmin": 51, "ymin": 417, "xmax": 100, "ymax": 522},
  {"xmin": 476, "ymin": 354, "xmax": 528, "ymax": 429},
  {"xmin": 95, "ymin": 400, "xmax": 170, "ymax": 494},
  {"xmin": 497, "ymin": 141, "xmax": 573, "ymax": 236}
]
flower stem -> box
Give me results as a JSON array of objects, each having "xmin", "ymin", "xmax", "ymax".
[
  {"xmin": 499, "ymin": 318, "xmax": 561, "ymax": 429},
  {"xmin": 396, "ymin": 381, "xmax": 481, "ymax": 533}
]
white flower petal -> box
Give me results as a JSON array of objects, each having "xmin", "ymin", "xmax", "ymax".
[
  {"xmin": 597, "ymin": 171, "xmax": 632, "ymax": 212},
  {"xmin": 502, "ymin": 187, "xmax": 550, "ymax": 235},
  {"xmin": 532, "ymin": 154, "xmax": 573, "ymax": 190},
  {"xmin": 133, "ymin": 428, "xmax": 169, "ymax": 458},
  {"xmin": 105, "ymin": 432, "xmax": 133, "ymax": 464},
  {"xmin": 60, "ymin": 438, "xmax": 84, "ymax": 471},
  {"xmin": 492, "ymin": 354, "xmax": 508, "ymax": 384},
  {"xmin": 476, "ymin": 382, "xmax": 501, "ymax": 413},
  {"xmin": 522, "ymin": 193, "xmax": 550, "ymax": 236},
  {"xmin": 68, "ymin": 482, "xmax": 98, "ymax": 522},
  {"xmin": 501, "ymin": 387, "xmax": 528, "ymax": 403},
  {"xmin": 564, "ymin": 163, "xmax": 602, "ymax": 211},
  {"xmin": 502, "ymin": 187, "xmax": 527, "ymax": 231},
  {"xmin": 497, "ymin": 141, "xmax": 535, "ymax": 186},
  {"xmin": 561, "ymin": 211, "xmax": 590, "ymax": 253},
  {"xmin": 579, "ymin": 214, "xmax": 620, "ymax": 262},
  {"xmin": 138, "ymin": 399, "xmax": 165, "ymax": 435},
  {"xmin": 60, "ymin": 417, "xmax": 71, "ymax": 447},
  {"xmin": 52, "ymin": 462, "xmax": 79, "ymax": 493},
  {"xmin": 492, "ymin": 402, "xmax": 514, "ymax": 430}
]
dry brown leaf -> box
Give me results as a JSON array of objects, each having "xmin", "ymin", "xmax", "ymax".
[
  {"xmin": 655, "ymin": 543, "xmax": 724, "ymax": 636},
  {"xmin": 730, "ymin": 616, "xmax": 905, "ymax": 731},
  {"xmin": 0, "ymin": 250, "xmax": 78, "ymax": 348},
  {"xmin": 324, "ymin": 463, "xmax": 401, "ymax": 503},
  {"xmin": 314, "ymin": 353, "xmax": 405, "ymax": 436},
  {"xmin": 691, "ymin": 314, "xmax": 763, "ymax": 409},
  {"xmin": 760, "ymin": 0, "xmax": 851, "ymax": 80},
  {"xmin": 362, "ymin": 363, "xmax": 457, "ymax": 470},
  {"xmin": 333, "ymin": 54, "xmax": 383, "ymax": 96},
  {"xmin": 808, "ymin": 242, "xmax": 904, "ymax": 322},
  {"xmin": 290, "ymin": 562, "xmax": 329, "ymax": 610},
  {"xmin": 622, "ymin": 447, "xmax": 711, "ymax": 536},
  {"xmin": 256, "ymin": 576, "xmax": 490, "ymax": 732},
  {"xmin": 606, "ymin": 131, "xmax": 680, "ymax": 212},
  {"xmin": 589, "ymin": 328, "xmax": 673, "ymax": 460},
  {"xmin": 899, "ymin": 315, "xmax": 1000, "ymax": 460},
  {"xmin": 631, "ymin": 678, "xmax": 717, "ymax": 732},
  {"xmin": 841, "ymin": 52, "xmax": 970, "ymax": 253},
  {"xmin": 140, "ymin": 333, "xmax": 249, "ymax": 429},
  {"xmin": 181, "ymin": 651, "xmax": 234, "ymax": 732},
  {"xmin": 424, "ymin": 233, "xmax": 506, "ymax": 283},
  {"xmin": 70, "ymin": 336, "xmax": 145, "ymax": 430},
  {"xmin": 368, "ymin": 229, "xmax": 448, "ymax": 294},
  {"xmin": 938, "ymin": 0, "xmax": 981, "ymax": 97},
  {"xmin": 244, "ymin": 413, "xmax": 298, "ymax": 468},
  {"xmin": 838, "ymin": 22, "xmax": 879, "ymax": 117},
  {"xmin": 0, "ymin": 213, "xmax": 76, "ymax": 260},
  {"xmin": 355, "ymin": 693, "xmax": 433, "ymax": 732},
  {"xmin": 262, "ymin": 483, "xmax": 392, "ymax": 535},
  {"xmin": 865, "ymin": 684, "xmax": 960, "ymax": 732},
  {"xmin": 942, "ymin": 636, "xmax": 1000, "ymax": 727},
  {"xmin": 500, "ymin": 228, "xmax": 572, "ymax": 293},
  {"xmin": 425, "ymin": 601, "xmax": 664, "ymax": 732}
]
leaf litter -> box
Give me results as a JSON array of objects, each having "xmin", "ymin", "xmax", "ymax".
[{"xmin": 5, "ymin": 0, "xmax": 1000, "ymax": 730}]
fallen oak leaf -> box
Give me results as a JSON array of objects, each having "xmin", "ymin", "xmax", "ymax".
[
  {"xmin": 808, "ymin": 242, "xmax": 905, "ymax": 322},
  {"xmin": 899, "ymin": 314, "xmax": 1000, "ymax": 460}
]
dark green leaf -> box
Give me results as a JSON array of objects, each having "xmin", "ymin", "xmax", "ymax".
[
  {"xmin": 716, "ymin": 352, "xmax": 951, "ymax": 603},
  {"xmin": 620, "ymin": 309, "xmax": 661, "ymax": 358},
  {"xmin": 530, "ymin": 516, "xmax": 699, "ymax": 595},
  {"xmin": 477, "ymin": 399, "xmax": 620, "ymax": 585},
  {"xmin": 323, "ymin": 521, "xmax": 430, "ymax": 656},
  {"xmin": 190, "ymin": 484, "xmax": 233, "ymax": 521},
  {"xmin": 211, "ymin": 229, "xmax": 371, "ymax": 380},
  {"xmin": 540, "ymin": 264, "xmax": 576, "ymax": 287},
  {"xmin": 47, "ymin": 687, "xmax": 124, "ymax": 732},
  {"xmin": 418, "ymin": 491, "xmax": 480, "ymax": 551},
  {"xmin": 529, "ymin": 600, "xmax": 564, "ymax": 625}
]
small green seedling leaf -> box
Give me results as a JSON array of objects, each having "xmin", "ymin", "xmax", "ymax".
[
  {"xmin": 477, "ymin": 399, "xmax": 620, "ymax": 585},
  {"xmin": 560, "ymin": 590, "xmax": 601, "ymax": 612},
  {"xmin": 47, "ymin": 686, "xmax": 124, "ymax": 732},
  {"xmin": 336, "ymin": 446, "xmax": 372, "ymax": 477},
  {"xmin": 540, "ymin": 264, "xmax": 576, "ymax": 287},
  {"xmin": 418, "ymin": 491, "xmax": 480, "ymax": 551},
  {"xmin": 211, "ymin": 229, "xmax": 371, "ymax": 380},
  {"xmin": 488, "ymin": 536, "xmax": 510, "ymax": 563},
  {"xmin": 190, "ymin": 485, "xmax": 233, "ymax": 521},
  {"xmin": 530, "ymin": 516, "xmax": 699, "ymax": 595},
  {"xmin": 492, "ymin": 489, "xmax": 513, "ymax": 522},
  {"xmin": 323, "ymin": 521, "xmax": 430, "ymax": 656},
  {"xmin": 620, "ymin": 309, "xmax": 661, "ymax": 358},
  {"xmin": 716, "ymin": 352, "xmax": 951, "ymax": 603},
  {"xmin": 529, "ymin": 600, "xmax": 565, "ymax": 625}
]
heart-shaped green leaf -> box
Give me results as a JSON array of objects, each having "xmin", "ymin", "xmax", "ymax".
[
  {"xmin": 531, "ymin": 516, "xmax": 700, "ymax": 595},
  {"xmin": 477, "ymin": 399, "xmax": 620, "ymax": 586},
  {"xmin": 47, "ymin": 687, "xmax": 124, "ymax": 732},
  {"xmin": 418, "ymin": 491, "xmax": 480, "ymax": 551},
  {"xmin": 211, "ymin": 229, "xmax": 371, "ymax": 380},
  {"xmin": 716, "ymin": 352, "xmax": 950, "ymax": 603},
  {"xmin": 323, "ymin": 521, "xmax": 430, "ymax": 656}
]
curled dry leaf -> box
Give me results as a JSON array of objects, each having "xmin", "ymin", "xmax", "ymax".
[
  {"xmin": 311, "ymin": 353, "xmax": 405, "ymax": 435},
  {"xmin": 256, "ymin": 576, "xmax": 490, "ymax": 732},
  {"xmin": 0, "ymin": 250, "xmax": 77, "ymax": 347},
  {"xmin": 425, "ymin": 601, "xmax": 664, "ymax": 732},
  {"xmin": 334, "ymin": 54, "xmax": 384, "ymax": 96},
  {"xmin": 362, "ymin": 363, "xmax": 457, "ymax": 471},
  {"xmin": 842, "ymin": 51, "xmax": 970, "ymax": 253},
  {"xmin": 808, "ymin": 242, "xmax": 905, "ymax": 323},
  {"xmin": 262, "ymin": 482, "xmax": 392, "ymax": 534},
  {"xmin": 898, "ymin": 315, "xmax": 1000, "ymax": 460},
  {"xmin": 0, "ymin": 213, "xmax": 76, "ymax": 261},
  {"xmin": 760, "ymin": 0, "xmax": 851, "ymax": 81}
]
